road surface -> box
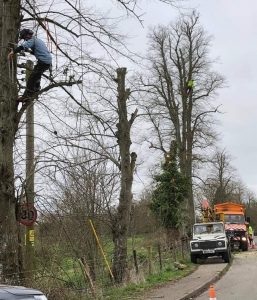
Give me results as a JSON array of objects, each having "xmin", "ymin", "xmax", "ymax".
[
  {"xmin": 144, "ymin": 257, "xmax": 226, "ymax": 300},
  {"xmin": 195, "ymin": 250, "xmax": 257, "ymax": 300}
]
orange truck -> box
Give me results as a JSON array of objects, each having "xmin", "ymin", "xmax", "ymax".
[{"xmin": 214, "ymin": 202, "xmax": 248, "ymax": 251}]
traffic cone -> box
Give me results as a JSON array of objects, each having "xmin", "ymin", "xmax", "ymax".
[{"xmin": 209, "ymin": 285, "xmax": 217, "ymax": 300}]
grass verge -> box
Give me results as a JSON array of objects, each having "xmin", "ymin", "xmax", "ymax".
[{"xmin": 104, "ymin": 262, "xmax": 197, "ymax": 300}]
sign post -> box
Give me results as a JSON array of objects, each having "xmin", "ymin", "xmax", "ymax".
[
  {"xmin": 25, "ymin": 60, "xmax": 35, "ymax": 279},
  {"xmin": 18, "ymin": 204, "xmax": 37, "ymax": 227}
]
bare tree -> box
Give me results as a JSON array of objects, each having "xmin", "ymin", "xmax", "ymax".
[
  {"xmin": 0, "ymin": 0, "xmax": 81, "ymax": 280},
  {"xmin": 0, "ymin": 0, "xmax": 181, "ymax": 282},
  {"xmin": 201, "ymin": 149, "xmax": 241, "ymax": 205},
  {"xmin": 34, "ymin": 68, "xmax": 138, "ymax": 285},
  {"xmin": 110, "ymin": 68, "xmax": 137, "ymax": 283},
  {"xmin": 139, "ymin": 12, "xmax": 224, "ymax": 226},
  {"xmin": 245, "ymin": 195, "xmax": 257, "ymax": 231},
  {"xmin": 0, "ymin": 0, "xmax": 24, "ymax": 281},
  {"xmin": 37, "ymin": 153, "xmax": 117, "ymax": 289}
]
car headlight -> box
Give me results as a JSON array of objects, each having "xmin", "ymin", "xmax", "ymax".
[
  {"xmin": 34, "ymin": 296, "xmax": 48, "ymax": 300},
  {"xmin": 192, "ymin": 243, "xmax": 199, "ymax": 248},
  {"xmin": 217, "ymin": 241, "xmax": 225, "ymax": 247}
]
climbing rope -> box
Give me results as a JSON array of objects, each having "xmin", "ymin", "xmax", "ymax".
[{"xmin": 44, "ymin": 19, "xmax": 52, "ymax": 53}]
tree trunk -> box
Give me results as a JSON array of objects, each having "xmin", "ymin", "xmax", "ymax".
[
  {"xmin": 111, "ymin": 68, "xmax": 137, "ymax": 283},
  {"xmin": 186, "ymin": 165, "xmax": 195, "ymax": 226},
  {"xmin": 144, "ymin": 14, "xmax": 224, "ymax": 233},
  {"xmin": 0, "ymin": 0, "xmax": 21, "ymax": 282},
  {"xmin": 187, "ymin": 137, "xmax": 194, "ymax": 227},
  {"xmin": 178, "ymin": 97, "xmax": 195, "ymax": 228}
]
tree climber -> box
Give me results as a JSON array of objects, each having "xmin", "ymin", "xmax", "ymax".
[
  {"xmin": 186, "ymin": 79, "xmax": 194, "ymax": 95},
  {"xmin": 8, "ymin": 29, "xmax": 52, "ymax": 102}
]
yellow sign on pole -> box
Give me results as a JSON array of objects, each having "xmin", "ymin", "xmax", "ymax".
[{"xmin": 29, "ymin": 230, "xmax": 35, "ymax": 241}]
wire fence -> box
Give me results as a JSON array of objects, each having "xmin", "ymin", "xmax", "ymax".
[
  {"xmin": 27, "ymin": 236, "xmax": 191, "ymax": 300},
  {"xmin": 0, "ymin": 213, "xmax": 191, "ymax": 300}
]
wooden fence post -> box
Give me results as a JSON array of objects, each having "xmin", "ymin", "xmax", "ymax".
[
  {"xmin": 133, "ymin": 250, "xmax": 139, "ymax": 274},
  {"xmin": 147, "ymin": 246, "xmax": 152, "ymax": 275},
  {"xmin": 181, "ymin": 238, "xmax": 185, "ymax": 260},
  {"xmin": 79, "ymin": 258, "xmax": 97, "ymax": 299},
  {"xmin": 172, "ymin": 241, "xmax": 177, "ymax": 261},
  {"xmin": 158, "ymin": 244, "xmax": 162, "ymax": 272}
]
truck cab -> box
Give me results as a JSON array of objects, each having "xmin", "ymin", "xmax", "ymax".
[
  {"xmin": 214, "ymin": 202, "xmax": 248, "ymax": 251},
  {"xmin": 190, "ymin": 222, "xmax": 231, "ymax": 264}
]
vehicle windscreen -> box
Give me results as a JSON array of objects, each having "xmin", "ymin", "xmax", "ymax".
[
  {"xmin": 194, "ymin": 223, "xmax": 224, "ymax": 234},
  {"xmin": 224, "ymin": 214, "xmax": 245, "ymax": 224}
]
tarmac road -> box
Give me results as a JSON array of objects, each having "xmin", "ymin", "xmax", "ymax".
[
  {"xmin": 195, "ymin": 249, "xmax": 257, "ymax": 300},
  {"xmin": 144, "ymin": 242, "xmax": 257, "ymax": 300},
  {"xmin": 144, "ymin": 257, "xmax": 227, "ymax": 300}
]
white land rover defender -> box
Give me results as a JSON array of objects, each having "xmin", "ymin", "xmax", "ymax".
[{"xmin": 190, "ymin": 222, "xmax": 231, "ymax": 264}]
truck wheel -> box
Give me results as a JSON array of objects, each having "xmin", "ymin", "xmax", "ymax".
[
  {"xmin": 223, "ymin": 249, "xmax": 231, "ymax": 263},
  {"xmin": 190, "ymin": 253, "xmax": 198, "ymax": 264},
  {"xmin": 241, "ymin": 241, "xmax": 248, "ymax": 251}
]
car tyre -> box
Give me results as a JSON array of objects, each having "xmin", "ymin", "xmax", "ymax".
[
  {"xmin": 241, "ymin": 241, "xmax": 248, "ymax": 251},
  {"xmin": 223, "ymin": 248, "xmax": 231, "ymax": 263},
  {"xmin": 190, "ymin": 253, "xmax": 198, "ymax": 264}
]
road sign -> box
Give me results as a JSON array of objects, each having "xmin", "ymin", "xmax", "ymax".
[
  {"xmin": 28, "ymin": 229, "xmax": 35, "ymax": 242},
  {"xmin": 18, "ymin": 204, "xmax": 37, "ymax": 226}
]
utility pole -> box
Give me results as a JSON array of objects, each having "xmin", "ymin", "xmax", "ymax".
[{"xmin": 25, "ymin": 60, "xmax": 35, "ymax": 278}]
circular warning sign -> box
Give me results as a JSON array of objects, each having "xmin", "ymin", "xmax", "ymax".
[{"xmin": 18, "ymin": 204, "xmax": 37, "ymax": 226}]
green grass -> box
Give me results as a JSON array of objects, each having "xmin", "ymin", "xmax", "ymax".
[
  {"xmin": 103, "ymin": 262, "xmax": 196, "ymax": 300},
  {"xmin": 103, "ymin": 235, "xmax": 147, "ymax": 255},
  {"xmin": 61, "ymin": 258, "xmax": 85, "ymax": 287},
  {"xmin": 36, "ymin": 234, "xmax": 195, "ymax": 300},
  {"xmin": 59, "ymin": 236, "xmax": 195, "ymax": 299}
]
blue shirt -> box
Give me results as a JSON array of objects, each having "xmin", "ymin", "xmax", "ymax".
[{"xmin": 19, "ymin": 37, "xmax": 52, "ymax": 65}]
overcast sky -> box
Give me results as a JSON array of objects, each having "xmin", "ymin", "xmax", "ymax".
[
  {"xmin": 143, "ymin": 1, "xmax": 257, "ymax": 195},
  {"xmin": 93, "ymin": 1, "xmax": 257, "ymax": 195},
  {"xmin": 189, "ymin": 0, "xmax": 257, "ymax": 195}
]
